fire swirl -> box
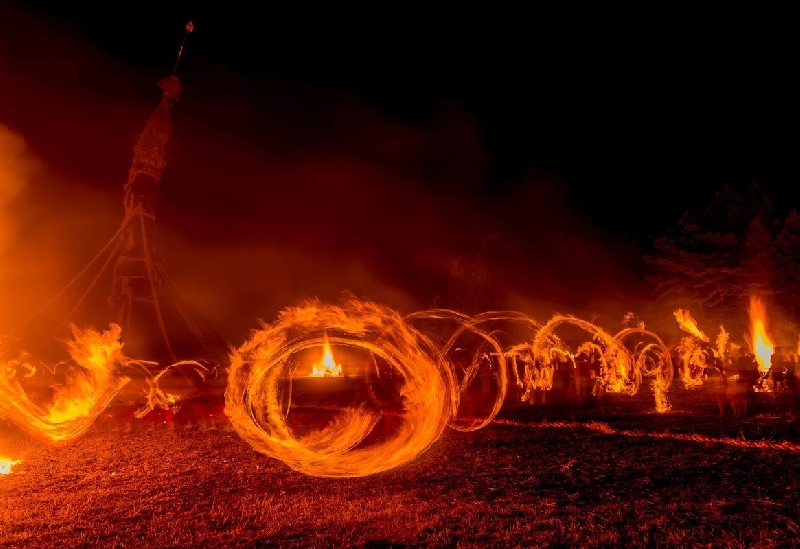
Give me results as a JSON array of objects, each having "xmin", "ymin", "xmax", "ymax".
[
  {"xmin": 225, "ymin": 297, "xmax": 458, "ymax": 478},
  {"xmin": 227, "ymin": 301, "xmax": 679, "ymax": 477},
  {"xmin": 1, "ymin": 323, "xmax": 207, "ymax": 474},
  {"xmin": 1, "ymin": 324, "xmax": 130, "ymax": 443}
]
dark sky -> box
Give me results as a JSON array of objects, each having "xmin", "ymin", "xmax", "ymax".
[{"xmin": 1, "ymin": 2, "xmax": 798, "ymax": 343}]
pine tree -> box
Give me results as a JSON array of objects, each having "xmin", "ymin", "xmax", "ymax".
[
  {"xmin": 775, "ymin": 208, "xmax": 800, "ymax": 321},
  {"xmin": 741, "ymin": 216, "xmax": 777, "ymax": 298},
  {"xmin": 644, "ymin": 211, "xmax": 741, "ymax": 311}
]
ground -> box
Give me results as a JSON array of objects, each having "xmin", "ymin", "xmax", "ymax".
[{"xmin": 1, "ymin": 386, "xmax": 799, "ymax": 548}]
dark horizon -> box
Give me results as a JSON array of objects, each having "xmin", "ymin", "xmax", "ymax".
[{"xmin": 2, "ymin": 3, "xmax": 797, "ymax": 347}]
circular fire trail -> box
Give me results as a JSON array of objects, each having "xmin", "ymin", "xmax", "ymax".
[
  {"xmin": 225, "ymin": 296, "xmax": 458, "ymax": 478},
  {"xmin": 403, "ymin": 309, "xmax": 518, "ymax": 432},
  {"xmin": 226, "ymin": 301, "xmax": 679, "ymax": 477}
]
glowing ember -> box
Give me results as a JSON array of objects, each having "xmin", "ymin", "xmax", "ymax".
[
  {"xmin": 308, "ymin": 333, "xmax": 343, "ymax": 377},
  {"xmin": 0, "ymin": 456, "xmax": 19, "ymax": 475},
  {"xmin": 673, "ymin": 309, "xmax": 710, "ymax": 342},
  {"xmin": 748, "ymin": 296, "xmax": 774, "ymax": 373}
]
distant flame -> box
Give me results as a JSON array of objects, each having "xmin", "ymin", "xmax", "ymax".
[
  {"xmin": 673, "ymin": 309, "xmax": 709, "ymax": 342},
  {"xmin": 716, "ymin": 326, "xmax": 729, "ymax": 361},
  {"xmin": 748, "ymin": 296, "xmax": 773, "ymax": 373},
  {"xmin": 1, "ymin": 456, "xmax": 19, "ymax": 475},
  {"xmin": 309, "ymin": 333, "xmax": 343, "ymax": 377}
]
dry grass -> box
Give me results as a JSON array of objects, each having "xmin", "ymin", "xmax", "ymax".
[{"xmin": 1, "ymin": 388, "xmax": 799, "ymax": 548}]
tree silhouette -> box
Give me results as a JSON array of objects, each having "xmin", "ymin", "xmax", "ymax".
[
  {"xmin": 775, "ymin": 208, "xmax": 800, "ymax": 322},
  {"xmin": 644, "ymin": 182, "xmax": 789, "ymax": 333},
  {"xmin": 446, "ymin": 231, "xmax": 524, "ymax": 315},
  {"xmin": 742, "ymin": 215, "xmax": 776, "ymax": 298},
  {"xmin": 645, "ymin": 211, "xmax": 741, "ymax": 311}
]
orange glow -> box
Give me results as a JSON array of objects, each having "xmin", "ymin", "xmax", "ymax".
[
  {"xmin": 308, "ymin": 333, "xmax": 343, "ymax": 377},
  {"xmin": 0, "ymin": 324, "xmax": 130, "ymax": 442},
  {"xmin": 226, "ymin": 297, "xmax": 458, "ymax": 478},
  {"xmin": 0, "ymin": 456, "xmax": 19, "ymax": 475},
  {"xmin": 673, "ymin": 309, "xmax": 709, "ymax": 342},
  {"xmin": 748, "ymin": 296, "xmax": 773, "ymax": 373}
]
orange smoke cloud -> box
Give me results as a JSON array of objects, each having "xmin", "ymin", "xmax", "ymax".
[
  {"xmin": 0, "ymin": 124, "xmax": 38, "ymax": 254},
  {"xmin": 0, "ymin": 6, "xmax": 653, "ymax": 352}
]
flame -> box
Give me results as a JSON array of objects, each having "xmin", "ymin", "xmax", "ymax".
[
  {"xmin": 0, "ymin": 456, "xmax": 20, "ymax": 475},
  {"xmin": 748, "ymin": 296, "xmax": 773, "ymax": 373},
  {"xmin": 226, "ymin": 297, "xmax": 458, "ymax": 478},
  {"xmin": 0, "ymin": 323, "xmax": 130, "ymax": 442},
  {"xmin": 716, "ymin": 326, "xmax": 729, "ymax": 361},
  {"xmin": 673, "ymin": 309, "xmax": 709, "ymax": 342},
  {"xmin": 308, "ymin": 333, "xmax": 343, "ymax": 377}
]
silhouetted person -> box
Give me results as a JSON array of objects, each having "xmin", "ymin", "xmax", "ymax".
[
  {"xmin": 480, "ymin": 356, "xmax": 493, "ymax": 397},
  {"xmin": 527, "ymin": 358, "xmax": 548, "ymax": 405},
  {"xmin": 786, "ymin": 353, "xmax": 798, "ymax": 405},
  {"xmin": 703, "ymin": 365, "xmax": 728, "ymax": 418},
  {"xmin": 574, "ymin": 349, "xmax": 596, "ymax": 407},
  {"xmin": 770, "ymin": 347, "xmax": 787, "ymax": 394}
]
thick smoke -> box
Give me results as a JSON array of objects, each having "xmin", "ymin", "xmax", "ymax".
[
  {"xmin": 0, "ymin": 125, "xmax": 32, "ymax": 254},
  {"xmin": 1, "ymin": 6, "xmax": 651, "ymax": 357}
]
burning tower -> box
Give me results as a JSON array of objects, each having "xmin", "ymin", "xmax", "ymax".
[
  {"xmin": 12, "ymin": 23, "xmax": 226, "ymax": 367},
  {"xmin": 108, "ymin": 74, "xmax": 188, "ymax": 362}
]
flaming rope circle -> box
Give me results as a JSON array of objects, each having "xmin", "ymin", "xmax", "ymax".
[
  {"xmin": 225, "ymin": 297, "xmax": 458, "ymax": 478},
  {"xmin": 404, "ymin": 310, "xmax": 527, "ymax": 431}
]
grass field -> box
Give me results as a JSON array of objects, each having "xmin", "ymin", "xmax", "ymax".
[{"xmin": 2, "ymin": 388, "xmax": 799, "ymax": 548}]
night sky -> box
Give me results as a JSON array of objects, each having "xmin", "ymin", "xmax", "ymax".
[{"xmin": 1, "ymin": 2, "xmax": 797, "ymax": 343}]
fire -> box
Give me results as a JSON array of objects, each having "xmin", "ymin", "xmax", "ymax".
[
  {"xmin": 1, "ymin": 456, "xmax": 20, "ymax": 475},
  {"xmin": 748, "ymin": 296, "xmax": 774, "ymax": 373},
  {"xmin": 308, "ymin": 333, "xmax": 343, "ymax": 377},
  {"xmin": 0, "ymin": 323, "xmax": 130, "ymax": 442},
  {"xmin": 673, "ymin": 309, "xmax": 710, "ymax": 342},
  {"xmin": 226, "ymin": 297, "xmax": 458, "ymax": 478}
]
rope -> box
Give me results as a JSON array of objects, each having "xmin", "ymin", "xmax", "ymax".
[
  {"xmin": 138, "ymin": 210, "xmax": 176, "ymax": 362},
  {"xmin": 12, "ymin": 212, "xmax": 134, "ymax": 335}
]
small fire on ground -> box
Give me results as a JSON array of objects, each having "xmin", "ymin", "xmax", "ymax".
[
  {"xmin": 1, "ymin": 456, "xmax": 20, "ymax": 475},
  {"xmin": 308, "ymin": 333, "xmax": 343, "ymax": 377},
  {"xmin": 749, "ymin": 296, "xmax": 774, "ymax": 373}
]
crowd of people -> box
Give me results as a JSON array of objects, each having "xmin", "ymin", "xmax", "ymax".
[{"xmin": 505, "ymin": 340, "xmax": 798, "ymax": 417}]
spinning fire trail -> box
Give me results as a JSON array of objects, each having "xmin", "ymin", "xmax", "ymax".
[
  {"xmin": 1, "ymin": 23, "xmax": 795, "ymax": 479},
  {"xmin": 225, "ymin": 297, "xmax": 459, "ymax": 478},
  {"xmin": 225, "ymin": 297, "xmax": 676, "ymax": 478},
  {"xmin": 1, "ymin": 294, "xmax": 792, "ymax": 479}
]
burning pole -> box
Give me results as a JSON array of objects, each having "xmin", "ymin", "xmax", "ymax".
[
  {"xmin": 172, "ymin": 20, "xmax": 194, "ymax": 75},
  {"xmin": 111, "ymin": 20, "xmax": 196, "ymax": 362}
]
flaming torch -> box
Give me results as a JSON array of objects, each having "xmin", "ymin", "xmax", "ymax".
[{"xmin": 674, "ymin": 309, "xmax": 710, "ymax": 343}]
